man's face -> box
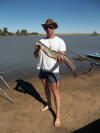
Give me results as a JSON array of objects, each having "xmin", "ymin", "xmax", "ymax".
[{"xmin": 44, "ymin": 24, "xmax": 55, "ymax": 36}]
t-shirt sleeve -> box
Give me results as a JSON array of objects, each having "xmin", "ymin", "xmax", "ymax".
[{"xmin": 58, "ymin": 39, "xmax": 66, "ymax": 51}]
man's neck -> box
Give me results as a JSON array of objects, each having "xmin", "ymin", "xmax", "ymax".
[{"xmin": 47, "ymin": 34, "xmax": 55, "ymax": 39}]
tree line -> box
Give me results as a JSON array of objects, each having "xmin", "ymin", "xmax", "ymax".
[{"xmin": 0, "ymin": 27, "xmax": 39, "ymax": 36}]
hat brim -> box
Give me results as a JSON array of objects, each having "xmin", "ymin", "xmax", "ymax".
[{"xmin": 41, "ymin": 23, "xmax": 58, "ymax": 29}]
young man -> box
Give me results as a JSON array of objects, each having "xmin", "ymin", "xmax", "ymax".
[{"xmin": 34, "ymin": 18, "xmax": 66, "ymax": 127}]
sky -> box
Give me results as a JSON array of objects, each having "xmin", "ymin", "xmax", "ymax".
[{"xmin": 0, "ymin": 0, "xmax": 100, "ymax": 34}]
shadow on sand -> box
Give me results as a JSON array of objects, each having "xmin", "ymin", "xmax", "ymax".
[
  {"xmin": 14, "ymin": 79, "xmax": 47, "ymax": 105},
  {"xmin": 14, "ymin": 79, "xmax": 56, "ymax": 121},
  {"xmin": 73, "ymin": 119, "xmax": 100, "ymax": 133}
]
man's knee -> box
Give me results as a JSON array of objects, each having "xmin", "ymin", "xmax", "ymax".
[{"xmin": 51, "ymin": 83, "xmax": 59, "ymax": 94}]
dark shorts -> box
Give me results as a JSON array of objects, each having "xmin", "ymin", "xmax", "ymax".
[{"xmin": 39, "ymin": 70, "xmax": 60, "ymax": 83}]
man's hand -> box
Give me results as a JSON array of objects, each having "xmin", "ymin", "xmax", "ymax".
[
  {"xmin": 57, "ymin": 56, "xmax": 64, "ymax": 63},
  {"xmin": 57, "ymin": 51, "xmax": 66, "ymax": 63},
  {"xmin": 33, "ymin": 45, "xmax": 41, "ymax": 58},
  {"xmin": 35, "ymin": 45, "xmax": 41, "ymax": 50}
]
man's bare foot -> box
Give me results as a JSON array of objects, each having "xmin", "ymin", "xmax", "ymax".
[
  {"xmin": 55, "ymin": 118, "xmax": 61, "ymax": 127},
  {"xmin": 40, "ymin": 105, "xmax": 51, "ymax": 112}
]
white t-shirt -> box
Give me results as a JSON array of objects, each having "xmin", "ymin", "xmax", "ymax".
[{"xmin": 36, "ymin": 36, "xmax": 66, "ymax": 73}]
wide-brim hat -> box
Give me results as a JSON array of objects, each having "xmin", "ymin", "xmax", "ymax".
[{"xmin": 41, "ymin": 18, "xmax": 58, "ymax": 29}]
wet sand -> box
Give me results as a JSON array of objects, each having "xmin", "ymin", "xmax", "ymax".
[{"xmin": 0, "ymin": 70, "xmax": 100, "ymax": 133}]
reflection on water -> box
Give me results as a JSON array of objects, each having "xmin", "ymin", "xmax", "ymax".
[{"xmin": 0, "ymin": 35, "xmax": 100, "ymax": 80}]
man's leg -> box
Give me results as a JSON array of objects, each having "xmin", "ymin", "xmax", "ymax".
[
  {"xmin": 50, "ymin": 82, "xmax": 61, "ymax": 127},
  {"xmin": 40, "ymin": 79, "xmax": 52, "ymax": 111}
]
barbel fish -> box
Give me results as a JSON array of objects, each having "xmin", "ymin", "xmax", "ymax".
[{"xmin": 37, "ymin": 41, "xmax": 77, "ymax": 77}]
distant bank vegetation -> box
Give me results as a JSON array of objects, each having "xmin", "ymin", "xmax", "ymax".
[
  {"xmin": 0, "ymin": 27, "xmax": 100, "ymax": 36},
  {"xmin": 91, "ymin": 31, "xmax": 100, "ymax": 36},
  {"xmin": 57, "ymin": 31, "xmax": 100, "ymax": 36},
  {"xmin": 0, "ymin": 27, "xmax": 39, "ymax": 36}
]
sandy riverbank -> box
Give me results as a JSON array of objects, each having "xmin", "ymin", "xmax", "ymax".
[{"xmin": 0, "ymin": 70, "xmax": 100, "ymax": 133}]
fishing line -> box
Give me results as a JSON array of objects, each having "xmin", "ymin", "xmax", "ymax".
[{"xmin": 66, "ymin": 42, "xmax": 91, "ymax": 80}]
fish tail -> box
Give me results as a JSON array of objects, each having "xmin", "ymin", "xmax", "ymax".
[{"xmin": 63, "ymin": 57, "xmax": 77, "ymax": 77}]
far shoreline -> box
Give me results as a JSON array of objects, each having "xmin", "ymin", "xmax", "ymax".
[
  {"xmin": 56, "ymin": 33, "xmax": 100, "ymax": 36},
  {"xmin": 0, "ymin": 33, "xmax": 100, "ymax": 37}
]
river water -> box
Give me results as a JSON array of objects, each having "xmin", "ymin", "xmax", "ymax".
[{"xmin": 0, "ymin": 35, "xmax": 100, "ymax": 80}]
